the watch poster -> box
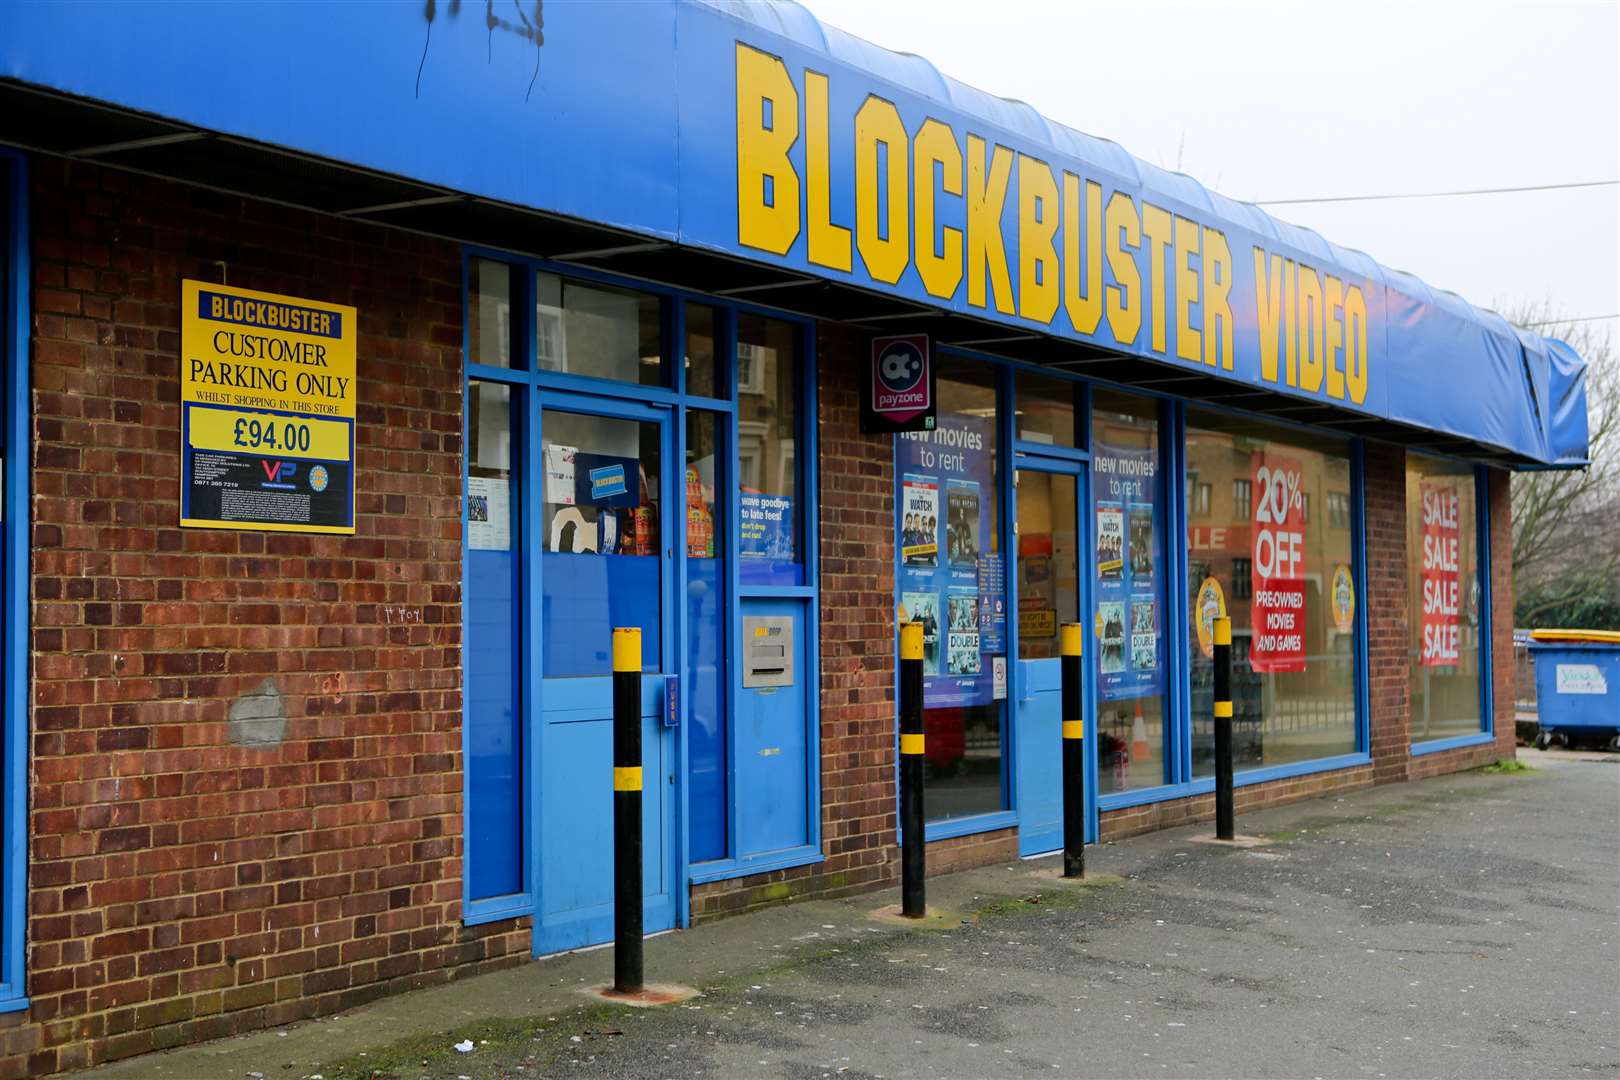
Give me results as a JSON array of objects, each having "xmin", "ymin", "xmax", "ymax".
[
  {"xmin": 180, "ymin": 280, "xmax": 357, "ymax": 533},
  {"xmin": 1249, "ymin": 451, "xmax": 1308, "ymax": 673},
  {"xmin": 1419, "ymin": 481, "xmax": 1461, "ymax": 665},
  {"xmin": 896, "ymin": 414, "xmax": 1002, "ymax": 707},
  {"xmin": 1091, "ymin": 441, "xmax": 1162, "ymax": 701}
]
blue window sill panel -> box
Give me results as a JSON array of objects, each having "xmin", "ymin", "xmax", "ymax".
[
  {"xmin": 922, "ymin": 809, "xmax": 1018, "ymax": 844},
  {"xmin": 464, "ymin": 892, "xmax": 534, "ymax": 927},
  {"xmin": 689, "ymin": 844, "xmax": 823, "ymax": 885},
  {"xmin": 1098, "ymin": 782, "xmax": 1188, "ymax": 813},
  {"xmin": 1173, "ymin": 753, "xmax": 1374, "ymax": 798},
  {"xmin": 0, "ymin": 989, "xmax": 26, "ymax": 1015},
  {"xmin": 1411, "ymin": 732, "xmax": 1494, "ymax": 757}
]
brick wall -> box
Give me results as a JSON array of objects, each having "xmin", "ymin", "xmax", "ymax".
[
  {"xmin": 1364, "ymin": 441, "xmax": 1411, "ymax": 784},
  {"xmin": 5, "ymin": 159, "xmax": 527, "ymax": 1077}
]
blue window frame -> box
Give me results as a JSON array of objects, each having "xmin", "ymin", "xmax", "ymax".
[
  {"xmin": 0, "ymin": 148, "xmax": 30, "ymax": 1012},
  {"xmin": 1408, "ymin": 456, "xmax": 1495, "ymax": 755},
  {"xmin": 897, "ymin": 349, "xmax": 1377, "ymax": 845},
  {"xmin": 460, "ymin": 249, "xmax": 821, "ymax": 928}
]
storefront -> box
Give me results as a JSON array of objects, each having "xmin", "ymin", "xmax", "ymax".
[{"xmin": 0, "ymin": 1, "xmax": 1594, "ymax": 1072}]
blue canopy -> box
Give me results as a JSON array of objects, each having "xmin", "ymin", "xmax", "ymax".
[{"xmin": 0, "ymin": 0, "xmax": 1590, "ymax": 466}]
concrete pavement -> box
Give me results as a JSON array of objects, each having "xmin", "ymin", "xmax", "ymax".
[{"xmin": 87, "ymin": 752, "xmax": 1619, "ymax": 1079}]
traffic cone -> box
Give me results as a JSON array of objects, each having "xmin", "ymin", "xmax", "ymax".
[{"xmin": 1130, "ymin": 701, "xmax": 1151, "ymax": 764}]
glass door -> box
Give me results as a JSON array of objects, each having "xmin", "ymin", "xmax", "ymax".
[
  {"xmin": 1011, "ymin": 459, "xmax": 1088, "ymax": 855},
  {"xmin": 533, "ymin": 392, "xmax": 677, "ymax": 954}
]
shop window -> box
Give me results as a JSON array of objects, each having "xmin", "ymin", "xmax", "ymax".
[
  {"xmin": 535, "ymin": 271, "xmax": 664, "ymax": 387},
  {"xmin": 897, "ymin": 360, "xmax": 1007, "ymax": 823},
  {"xmin": 1185, "ymin": 410, "xmax": 1358, "ymax": 774},
  {"xmin": 1015, "ymin": 370, "xmax": 1080, "ymax": 448},
  {"xmin": 1091, "ymin": 390, "xmax": 1168, "ymax": 794},
  {"xmin": 469, "ymin": 258, "xmax": 516, "ymax": 368},
  {"xmin": 1406, "ymin": 455, "xmax": 1486, "ymax": 742},
  {"xmin": 466, "ymin": 381, "xmax": 523, "ymax": 900},
  {"xmin": 684, "ymin": 302, "xmax": 723, "ymax": 399},
  {"xmin": 737, "ymin": 315, "xmax": 801, "ymax": 586},
  {"xmin": 685, "ymin": 409, "xmax": 728, "ymax": 861}
]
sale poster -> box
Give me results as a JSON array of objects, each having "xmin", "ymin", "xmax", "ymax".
[
  {"xmin": 1091, "ymin": 442, "xmax": 1163, "ymax": 702},
  {"xmin": 896, "ymin": 415, "xmax": 998, "ymax": 707},
  {"xmin": 1420, "ymin": 481, "xmax": 1462, "ymax": 665},
  {"xmin": 1250, "ymin": 452, "xmax": 1307, "ymax": 673}
]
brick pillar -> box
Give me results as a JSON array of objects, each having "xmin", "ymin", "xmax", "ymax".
[
  {"xmin": 813, "ymin": 323, "xmax": 899, "ymax": 886},
  {"xmin": 1363, "ymin": 441, "xmax": 1410, "ymax": 783}
]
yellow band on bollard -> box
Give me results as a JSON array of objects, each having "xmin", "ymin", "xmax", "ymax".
[
  {"xmin": 1060, "ymin": 623, "xmax": 1083, "ymax": 657},
  {"xmin": 1062, "ymin": 720, "xmax": 1084, "ymax": 740},
  {"xmin": 613, "ymin": 766, "xmax": 643, "ymax": 792},
  {"xmin": 1213, "ymin": 616, "xmax": 1231, "ymax": 647},
  {"xmin": 900, "ymin": 621, "xmax": 924, "ymax": 661},
  {"xmin": 612, "ymin": 627, "xmax": 642, "ymax": 673},
  {"xmin": 1213, "ymin": 700, "xmax": 1233, "ymax": 718},
  {"xmin": 900, "ymin": 733, "xmax": 925, "ymax": 755}
]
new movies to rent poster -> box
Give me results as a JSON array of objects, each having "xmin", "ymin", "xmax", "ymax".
[
  {"xmin": 179, "ymin": 280, "xmax": 358, "ymax": 534},
  {"xmin": 1090, "ymin": 442, "xmax": 1162, "ymax": 702},
  {"xmin": 896, "ymin": 414, "xmax": 1001, "ymax": 707}
]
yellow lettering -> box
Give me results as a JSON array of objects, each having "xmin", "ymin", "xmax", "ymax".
[
  {"xmin": 1255, "ymin": 248, "xmax": 1283, "ymax": 382},
  {"xmin": 1323, "ymin": 275, "xmax": 1346, "ymax": 400},
  {"xmin": 735, "ymin": 43, "xmax": 800, "ymax": 256},
  {"xmin": 1297, "ymin": 264, "xmax": 1324, "ymax": 393},
  {"xmin": 1174, "ymin": 215, "xmax": 1201, "ymax": 363},
  {"xmin": 1104, "ymin": 191, "xmax": 1141, "ymax": 345},
  {"xmin": 1062, "ymin": 173, "xmax": 1103, "ymax": 335},
  {"xmin": 1203, "ymin": 227, "xmax": 1232, "ymax": 371},
  {"xmin": 1017, "ymin": 154, "xmax": 1060, "ymax": 325},
  {"xmin": 1283, "ymin": 258, "xmax": 1297, "ymax": 386},
  {"xmin": 854, "ymin": 96, "xmax": 909, "ymax": 284},
  {"xmin": 1345, "ymin": 285, "xmax": 1370, "ymax": 405},
  {"xmin": 804, "ymin": 70, "xmax": 851, "ymax": 272},
  {"xmin": 1141, "ymin": 203, "xmax": 1172, "ymax": 353},
  {"xmin": 966, "ymin": 134, "xmax": 1015, "ymax": 314},
  {"xmin": 913, "ymin": 119, "xmax": 963, "ymax": 300}
]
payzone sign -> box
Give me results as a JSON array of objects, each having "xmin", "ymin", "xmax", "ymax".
[{"xmin": 1250, "ymin": 453, "xmax": 1306, "ymax": 673}]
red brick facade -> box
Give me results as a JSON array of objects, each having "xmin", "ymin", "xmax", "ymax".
[
  {"xmin": 6, "ymin": 161, "xmax": 527, "ymax": 1077},
  {"xmin": 0, "ymin": 159, "xmax": 1518, "ymax": 1074}
]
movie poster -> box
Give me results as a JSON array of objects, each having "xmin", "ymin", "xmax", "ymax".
[
  {"xmin": 901, "ymin": 478, "xmax": 939, "ymax": 567},
  {"xmin": 1091, "ymin": 441, "xmax": 1163, "ymax": 702},
  {"xmin": 896, "ymin": 414, "xmax": 1000, "ymax": 707},
  {"xmin": 901, "ymin": 590, "xmax": 942, "ymax": 676}
]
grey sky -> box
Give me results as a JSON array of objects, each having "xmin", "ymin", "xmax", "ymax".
[{"xmin": 797, "ymin": 0, "xmax": 1619, "ymax": 357}]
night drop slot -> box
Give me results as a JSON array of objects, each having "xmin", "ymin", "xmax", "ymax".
[{"xmin": 735, "ymin": 601, "xmax": 810, "ymax": 854}]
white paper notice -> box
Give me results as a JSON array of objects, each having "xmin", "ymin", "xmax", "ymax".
[
  {"xmin": 467, "ymin": 475, "xmax": 512, "ymax": 551},
  {"xmin": 991, "ymin": 655, "xmax": 1007, "ymax": 700},
  {"xmin": 544, "ymin": 444, "xmax": 577, "ymax": 506}
]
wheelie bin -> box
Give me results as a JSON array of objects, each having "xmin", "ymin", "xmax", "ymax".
[{"xmin": 1529, "ymin": 629, "xmax": 1620, "ymax": 751}]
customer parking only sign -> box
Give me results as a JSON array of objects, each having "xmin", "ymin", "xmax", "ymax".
[{"xmin": 179, "ymin": 280, "xmax": 357, "ymax": 534}]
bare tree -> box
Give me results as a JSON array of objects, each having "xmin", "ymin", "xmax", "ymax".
[{"xmin": 1505, "ymin": 302, "xmax": 1620, "ymax": 624}]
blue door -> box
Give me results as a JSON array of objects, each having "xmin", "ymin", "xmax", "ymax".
[
  {"xmin": 534, "ymin": 395, "xmax": 677, "ymax": 955},
  {"xmin": 1012, "ymin": 460, "xmax": 1096, "ymax": 855}
]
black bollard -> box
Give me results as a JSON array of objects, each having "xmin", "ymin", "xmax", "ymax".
[
  {"xmin": 1060, "ymin": 622, "xmax": 1085, "ymax": 878},
  {"xmin": 1213, "ymin": 615, "xmax": 1234, "ymax": 841},
  {"xmin": 612, "ymin": 627, "xmax": 644, "ymax": 993},
  {"xmin": 899, "ymin": 621, "xmax": 926, "ymax": 918}
]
